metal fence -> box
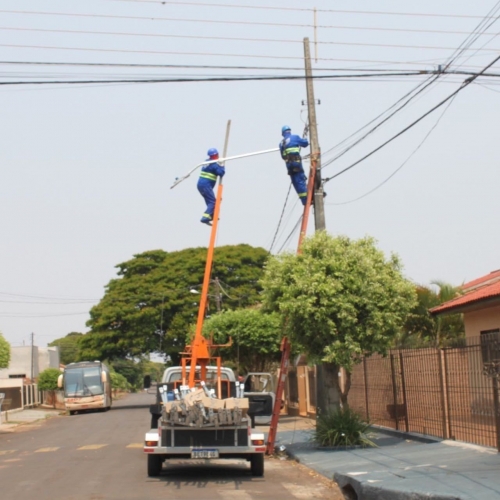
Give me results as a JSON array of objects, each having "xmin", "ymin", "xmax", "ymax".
[{"xmin": 286, "ymin": 334, "xmax": 500, "ymax": 450}]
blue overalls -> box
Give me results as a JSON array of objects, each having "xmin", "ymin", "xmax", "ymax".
[
  {"xmin": 197, "ymin": 161, "xmax": 225, "ymax": 223},
  {"xmin": 279, "ymin": 133, "xmax": 310, "ymax": 206}
]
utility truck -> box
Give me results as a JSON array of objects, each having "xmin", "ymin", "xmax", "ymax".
[
  {"xmin": 145, "ymin": 365, "xmax": 275, "ymax": 477},
  {"xmin": 145, "ymin": 130, "xmax": 286, "ymax": 477}
]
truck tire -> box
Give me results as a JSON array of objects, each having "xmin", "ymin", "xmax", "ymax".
[
  {"xmin": 250, "ymin": 453, "xmax": 264, "ymax": 477},
  {"xmin": 147, "ymin": 455, "xmax": 162, "ymax": 477}
]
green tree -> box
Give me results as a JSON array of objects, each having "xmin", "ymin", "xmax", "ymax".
[
  {"xmin": 0, "ymin": 332, "xmax": 10, "ymax": 369},
  {"xmin": 109, "ymin": 369, "xmax": 131, "ymax": 391},
  {"xmin": 80, "ymin": 245, "xmax": 268, "ymax": 362},
  {"xmin": 38, "ymin": 368, "xmax": 61, "ymax": 391},
  {"xmin": 203, "ymin": 309, "xmax": 282, "ymax": 373},
  {"xmin": 49, "ymin": 332, "xmax": 83, "ymax": 365},
  {"xmin": 398, "ymin": 281, "xmax": 464, "ymax": 348},
  {"xmin": 261, "ymin": 232, "xmax": 416, "ymax": 409},
  {"xmin": 110, "ymin": 359, "xmax": 143, "ymax": 391}
]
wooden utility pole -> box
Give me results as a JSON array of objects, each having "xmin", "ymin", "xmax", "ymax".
[
  {"xmin": 304, "ymin": 37, "xmax": 326, "ymax": 232},
  {"xmin": 304, "ymin": 38, "xmax": 340, "ymax": 416}
]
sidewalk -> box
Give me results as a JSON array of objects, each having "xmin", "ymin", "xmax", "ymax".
[
  {"xmin": 273, "ymin": 416, "xmax": 500, "ymax": 500},
  {"xmin": 0, "ymin": 407, "xmax": 63, "ymax": 433}
]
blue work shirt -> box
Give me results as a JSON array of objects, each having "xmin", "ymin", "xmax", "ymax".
[
  {"xmin": 198, "ymin": 160, "xmax": 225, "ymax": 187},
  {"xmin": 279, "ymin": 133, "xmax": 309, "ymax": 161}
]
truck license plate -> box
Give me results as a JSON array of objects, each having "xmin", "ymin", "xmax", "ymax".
[{"xmin": 191, "ymin": 449, "xmax": 219, "ymax": 459}]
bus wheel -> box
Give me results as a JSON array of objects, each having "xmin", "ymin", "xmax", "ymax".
[
  {"xmin": 147, "ymin": 455, "xmax": 162, "ymax": 477},
  {"xmin": 250, "ymin": 453, "xmax": 264, "ymax": 477}
]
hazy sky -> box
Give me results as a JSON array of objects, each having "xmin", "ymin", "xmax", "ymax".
[{"xmin": 1, "ymin": 0, "xmax": 500, "ymax": 348}]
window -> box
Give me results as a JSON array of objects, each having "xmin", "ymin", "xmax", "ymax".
[{"xmin": 480, "ymin": 329, "xmax": 500, "ymax": 364}]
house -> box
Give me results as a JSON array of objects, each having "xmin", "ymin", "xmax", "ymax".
[
  {"xmin": 430, "ymin": 269, "xmax": 500, "ymax": 341},
  {"xmin": 0, "ymin": 345, "xmax": 60, "ymax": 381}
]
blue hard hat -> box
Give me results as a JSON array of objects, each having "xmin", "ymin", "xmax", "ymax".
[
  {"xmin": 207, "ymin": 148, "xmax": 219, "ymax": 157},
  {"xmin": 281, "ymin": 125, "xmax": 291, "ymax": 135}
]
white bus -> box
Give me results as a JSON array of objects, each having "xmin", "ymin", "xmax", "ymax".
[{"xmin": 58, "ymin": 361, "xmax": 112, "ymax": 415}]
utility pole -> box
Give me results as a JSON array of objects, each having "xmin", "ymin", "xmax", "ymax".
[
  {"xmin": 304, "ymin": 38, "xmax": 340, "ymax": 416},
  {"xmin": 303, "ymin": 37, "xmax": 326, "ymax": 232},
  {"xmin": 214, "ymin": 277, "xmax": 222, "ymax": 313},
  {"xmin": 30, "ymin": 332, "xmax": 34, "ymax": 381}
]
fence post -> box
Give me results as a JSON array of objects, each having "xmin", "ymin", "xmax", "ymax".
[
  {"xmin": 443, "ymin": 349, "xmax": 454, "ymax": 440},
  {"xmin": 363, "ymin": 357, "xmax": 370, "ymax": 422},
  {"xmin": 390, "ymin": 353, "xmax": 399, "ymax": 430},
  {"xmin": 399, "ymin": 351, "xmax": 409, "ymax": 433},
  {"xmin": 492, "ymin": 377, "xmax": 500, "ymax": 452},
  {"xmin": 437, "ymin": 349, "xmax": 448, "ymax": 439}
]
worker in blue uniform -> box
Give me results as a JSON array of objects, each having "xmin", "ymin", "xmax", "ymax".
[
  {"xmin": 279, "ymin": 125, "xmax": 309, "ymax": 205},
  {"xmin": 197, "ymin": 148, "xmax": 225, "ymax": 226}
]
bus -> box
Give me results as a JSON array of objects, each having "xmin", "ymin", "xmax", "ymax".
[{"xmin": 58, "ymin": 361, "xmax": 112, "ymax": 415}]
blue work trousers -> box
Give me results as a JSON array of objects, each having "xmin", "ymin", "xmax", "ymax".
[
  {"xmin": 288, "ymin": 164, "xmax": 308, "ymax": 206},
  {"xmin": 197, "ymin": 181, "xmax": 216, "ymax": 220}
]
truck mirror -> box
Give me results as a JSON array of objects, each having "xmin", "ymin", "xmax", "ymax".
[
  {"xmin": 101, "ymin": 371, "xmax": 107, "ymax": 383},
  {"xmin": 57, "ymin": 374, "xmax": 63, "ymax": 388}
]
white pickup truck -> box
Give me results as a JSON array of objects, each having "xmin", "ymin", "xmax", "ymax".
[{"xmin": 144, "ymin": 366, "xmax": 275, "ymax": 477}]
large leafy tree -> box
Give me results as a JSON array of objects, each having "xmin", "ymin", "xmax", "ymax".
[
  {"xmin": 49, "ymin": 332, "xmax": 83, "ymax": 365},
  {"xmin": 80, "ymin": 245, "xmax": 268, "ymax": 362},
  {"xmin": 399, "ymin": 281, "xmax": 463, "ymax": 348},
  {"xmin": 0, "ymin": 332, "xmax": 10, "ymax": 369},
  {"xmin": 261, "ymin": 232, "xmax": 416, "ymax": 408},
  {"xmin": 203, "ymin": 309, "xmax": 282, "ymax": 373}
]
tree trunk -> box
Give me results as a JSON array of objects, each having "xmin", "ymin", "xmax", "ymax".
[
  {"xmin": 315, "ymin": 362, "xmax": 341, "ymax": 415},
  {"xmin": 338, "ymin": 369, "xmax": 351, "ymax": 408}
]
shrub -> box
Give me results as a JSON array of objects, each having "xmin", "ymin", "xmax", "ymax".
[
  {"xmin": 38, "ymin": 368, "xmax": 61, "ymax": 391},
  {"xmin": 110, "ymin": 371, "xmax": 131, "ymax": 392},
  {"xmin": 314, "ymin": 408, "xmax": 376, "ymax": 448}
]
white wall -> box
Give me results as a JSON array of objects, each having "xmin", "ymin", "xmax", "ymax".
[{"xmin": 0, "ymin": 345, "xmax": 60, "ymax": 380}]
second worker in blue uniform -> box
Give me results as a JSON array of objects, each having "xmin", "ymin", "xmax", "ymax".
[
  {"xmin": 198, "ymin": 148, "xmax": 225, "ymax": 226},
  {"xmin": 279, "ymin": 125, "xmax": 309, "ymax": 206}
]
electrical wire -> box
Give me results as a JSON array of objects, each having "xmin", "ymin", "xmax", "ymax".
[
  {"xmin": 326, "ymin": 94, "xmax": 457, "ymax": 206},
  {"xmin": 3, "ymin": 26, "xmax": 500, "ymax": 54},
  {"xmin": 320, "ymin": 3, "xmax": 500, "ymax": 171},
  {"xmin": 105, "ymin": 0, "xmax": 500, "ymax": 20},
  {"xmin": 324, "ymin": 51, "xmax": 500, "ymax": 185},
  {"xmin": 268, "ymin": 183, "xmax": 292, "ymax": 254},
  {"xmin": 277, "ymin": 216, "xmax": 303, "ymax": 254},
  {"xmin": 0, "ymin": 72, "xmax": 434, "ymax": 86},
  {"xmin": 1, "ymin": 10, "xmax": 499, "ymax": 37}
]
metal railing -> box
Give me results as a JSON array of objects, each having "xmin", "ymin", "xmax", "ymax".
[{"xmin": 285, "ymin": 334, "xmax": 500, "ymax": 451}]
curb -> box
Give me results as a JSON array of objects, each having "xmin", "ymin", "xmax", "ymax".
[
  {"xmin": 334, "ymin": 473, "xmax": 462, "ymax": 500},
  {"xmin": 369, "ymin": 425, "xmax": 442, "ymax": 445}
]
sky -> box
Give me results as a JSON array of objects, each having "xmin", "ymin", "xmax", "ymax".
[{"xmin": 1, "ymin": 0, "xmax": 500, "ymax": 348}]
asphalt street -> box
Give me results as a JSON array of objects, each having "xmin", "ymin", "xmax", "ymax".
[{"xmin": 0, "ymin": 392, "xmax": 342, "ymax": 500}]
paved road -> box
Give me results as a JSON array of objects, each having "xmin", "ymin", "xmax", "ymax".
[{"xmin": 0, "ymin": 393, "xmax": 342, "ymax": 500}]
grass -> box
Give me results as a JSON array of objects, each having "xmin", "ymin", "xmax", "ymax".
[{"xmin": 314, "ymin": 407, "xmax": 376, "ymax": 448}]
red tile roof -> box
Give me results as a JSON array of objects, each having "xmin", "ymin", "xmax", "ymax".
[
  {"xmin": 462, "ymin": 269, "xmax": 500, "ymax": 292},
  {"xmin": 431, "ymin": 270, "xmax": 500, "ymax": 315}
]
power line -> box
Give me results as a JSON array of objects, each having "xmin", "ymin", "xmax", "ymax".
[
  {"xmin": 105, "ymin": 0, "xmax": 500, "ymax": 20},
  {"xmin": 0, "ymin": 312, "xmax": 90, "ymax": 318},
  {"xmin": 326, "ymin": 95, "xmax": 457, "ymax": 206},
  {"xmin": 1, "ymin": 10, "xmax": 500, "ymax": 37},
  {"xmin": 0, "ymin": 43, "xmax": 494, "ymax": 69},
  {"xmin": 3, "ymin": 26, "xmax": 500, "ymax": 54},
  {"xmin": 0, "ymin": 291, "xmax": 99, "ymax": 300},
  {"xmin": 0, "ymin": 72, "xmax": 437, "ymax": 86},
  {"xmin": 323, "ymin": 52, "xmax": 500, "ymax": 185},
  {"xmin": 277, "ymin": 216, "xmax": 303, "ymax": 254},
  {"xmin": 321, "ymin": 3, "xmax": 500, "ymax": 171},
  {"xmin": 268, "ymin": 183, "xmax": 292, "ymax": 254},
  {"xmin": 0, "ymin": 60, "xmax": 447, "ymax": 72}
]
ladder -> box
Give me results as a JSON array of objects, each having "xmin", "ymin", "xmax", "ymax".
[{"xmin": 265, "ymin": 336, "xmax": 291, "ymax": 455}]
